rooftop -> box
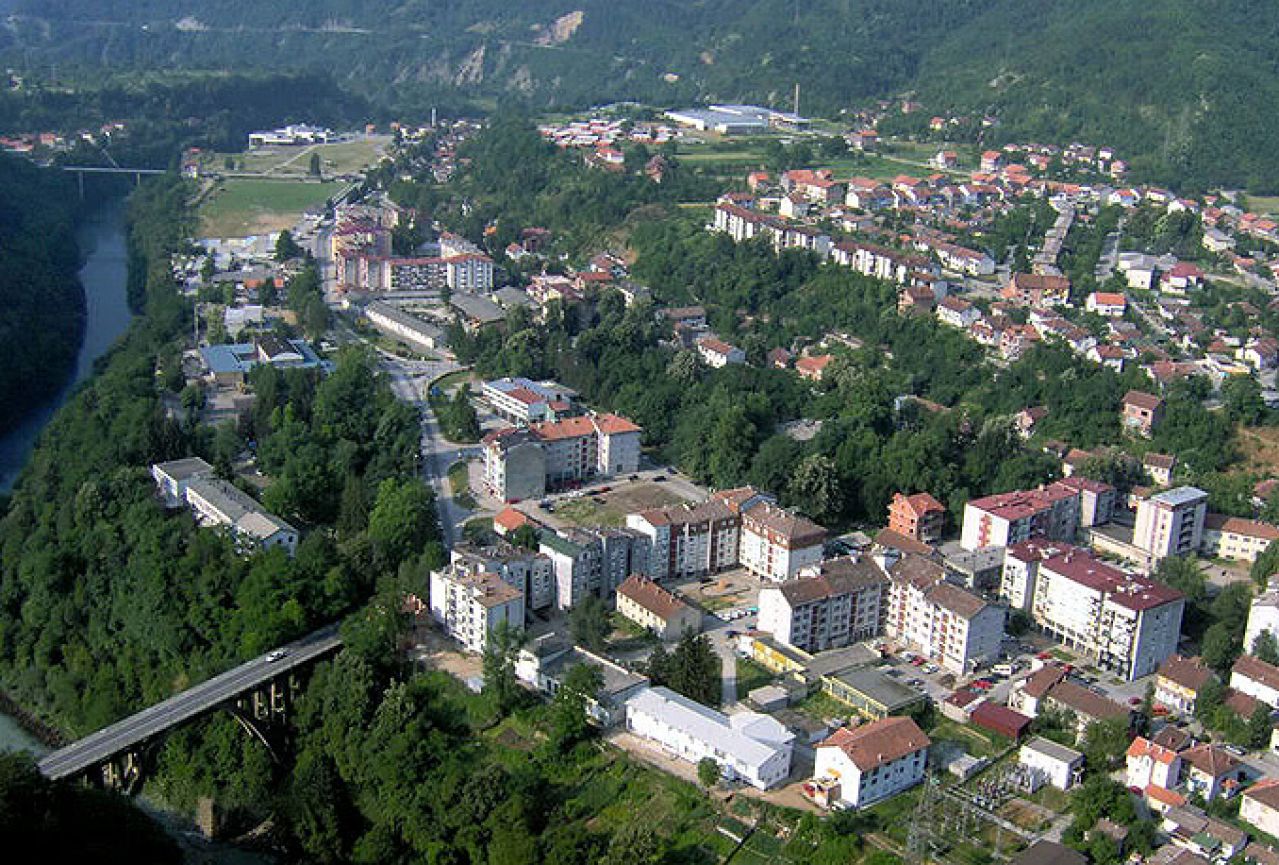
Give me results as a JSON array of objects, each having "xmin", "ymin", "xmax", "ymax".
[
  {"xmin": 626, "ymin": 686, "xmax": 794, "ymax": 766},
  {"xmin": 818, "ymin": 716, "xmax": 930, "ymax": 772}
]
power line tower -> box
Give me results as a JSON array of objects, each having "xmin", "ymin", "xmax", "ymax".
[{"xmin": 907, "ymin": 773, "xmax": 941, "ymax": 865}]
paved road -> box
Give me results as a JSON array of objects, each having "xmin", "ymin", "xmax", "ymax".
[
  {"xmin": 381, "ymin": 356, "xmax": 470, "ymax": 547},
  {"xmin": 38, "ymin": 625, "xmax": 342, "ymax": 781}
]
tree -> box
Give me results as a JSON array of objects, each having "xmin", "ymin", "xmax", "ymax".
[
  {"xmin": 1081, "ymin": 716, "xmax": 1131, "ymax": 770},
  {"xmin": 367, "ymin": 478, "xmax": 439, "ymax": 573},
  {"xmin": 1253, "ymin": 541, "xmax": 1279, "ymax": 588},
  {"xmin": 482, "ymin": 620, "xmax": 526, "ymax": 715},
  {"xmin": 1201, "ymin": 622, "xmax": 1239, "ymax": 675},
  {"xmin": 303, "ymin": 295, "xmax": 330, "ymax": 341},
  {"xmin": 569, "ymin": 594, "xmax": 611, "ymax": 651},
  {"xmin": 1222, "ymin": 374, "xmax": 1266, "ymax": 425},
  {"xmin": 1008, "ymin": 608, "xmax": 1032, "ymax": 637},
  {"xmin": 309, "ymin": 152, "xmax": 322, "ymax": 176},
  {"xmin": 1248, "ymin": 702, "xmax": 1273, "ymax": 749},
  {"xmin": 663, "ymin": 631, "xmax": 721, "ymax": 706},
  {"xmin": 509, "ymin": 523, "xmax": 539, "ymax": 551},
  {"xmin": 548, "ymin": 663, "xmax": 603, "ymax": 752},
  {"xmin": 697, "ymin": 757, "xmax": 720, "ymax": 789},
  {"xmin": 788, "ymin": 454, "xmax": 842, "ymax": 524},
  {"xmin": 1255, "ymin": 630, "xmax": 1279, "ymax": 665},
  {"xmin": 1196, "ymin": 677, "xmax": 1226, "ymax": 722},
  {"xmin": 275, "ymin": 228, "xmax": 303, "ymax": 262}
]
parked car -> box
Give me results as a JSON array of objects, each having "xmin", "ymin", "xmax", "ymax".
[
  {"xmin": 923, "ymin": 664, "xmax": 939, "ymax": 674},
  {"xmin": 653, "ymin": 475, "xmax": 667, "ymax": 482}
]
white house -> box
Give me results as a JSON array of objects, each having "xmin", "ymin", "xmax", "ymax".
[
  {"xmin": 1126, "ymin": 736, "xmax": 1183, "ymax": 796},
  {"xmin": 695, "ymin": 336, "xmax": 746, "ymax": 368},
  {"xmin": 1242, "ymin": 779, "xmax": 1279, "ymax": 839},
  {"xmin": 1019, "ymin": 737, "xmax": 1084, "ymax": 791},
  {"xmin": 1231, "ymin": 654, "xmax": 1279, "ymax": 708},
  {"xmin": 183, "ymin": 477, "xmax": 299, "ymax": 555},
  {"xmin": 1085, "ymin": 292, "xmax": 1127, "ymax": 317},
  {"xmin": 811, "ymin": 716, "xmax": 930, "ymax": 809},
  {"xmin": 624, "ymin": 686, "xmax": 794, "ymax": 789},
  {"xmin": 1245, "ymin": 582, "xmax": 1279, "ymax": 657}
]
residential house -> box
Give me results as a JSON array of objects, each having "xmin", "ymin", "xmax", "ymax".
[
  {"xmin": 1161, "ymin": 263, "xmax": 1205, "ymax": 294},
  {"xmin": 183, "ymin": 477, "xmax": 299, "ymax": 556},
  {"xmin": 625, "ymin": 686, "xmax": 794, "ymax": 789},
  {"xmin": 514, "ymin": 633, "xmax": 649, "ymax": 726},
  {"xmin": 1123, "ymin": 390, "xmax": 1165, "ymax": 436},
  {"xmin": 1007, "ymin": 663, "xmax": 1068, "ymax": 717},
  {"xmin": 151, "ymin": 457, "xmax": 214, "ymax": 508},
  {"xmin": 695, "ymin": 336, "xmax": 746, "ymax": 368},
  {"xmin": 1162, "ymin": 806, "xmax": 1248, "ymax": 862},
  {"xmin": 888, "ymin": 492, "xmax": 947, "ymax": 544},
  {"xmin": 1042, "ymin": 680, "xmax": 1130, "ymax": 736},
  {"xmin": 1201, "ymin": 516, "xmax": 1279, "ymax": 563},
  {"xmin": 796, "ymin": 354, "xmax": 835, "ymax": 382},
  {"xmin": 1145, "ymin": 453, "xmax": 1177, "ymax": 486},
  {"xmin": 1155, "ymin": 655, "xmax": 1215, "ymax": 716},
  {"xmin": 1086, "ymin": 292, "xmax": 1127, "ymax": 317},
  {"xmin": 1019, "ymin": 737, "xmax": 1084, "ymax": 790},
  {"xmin": 757, "ymin": 556, "xmax": 888, "ymax": 652},
  {"xmin": 1242, "ymin": 780, "xmax": 1279, "ymax": 839},
  {"xmin": 1245, "ymin": 582, "xmax": 1279, "ymax": 659},
  {"xmin": 615, "ymin": 575, "xmax": 701, "ymax": 641},
  {"xmin": 1127, "ymin": 736, "xmax": 1185, "ymax": 796},
  {"xmin": 1231, "ymin": 655, "xmax": 1279, "ymax": 708},
  {"xmin": 810, "ymin": 716, "xmax": 930, "ymax": 809},
  {"xmin": 937, "ymin": 295, "xmax": 980, "ymax": 329},
  {"xmin": 1181, "ymin": 744, "xmax": 1248, "ymax": 801},
  {"xmin": 1004, "ymin": 273, "xmax": 1071, "ymax": 307}
]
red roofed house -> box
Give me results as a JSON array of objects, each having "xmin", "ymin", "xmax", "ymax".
[
  {"xmin": 1200, "ymin": 515, "xmax": 1279, "ymax": 563},
  {"xmin": 811, "ymin": 716, "xmax": 930, "ymax": 808},
  {"xmin": 1086, "ymin": 292, "xmax": 1128, "ymax": 317},
  {"xmin": 493, "ymin": 506, "xmax": 538, "ymax": 537},
  {"xmin": 695, "ymin": 336, "xmax": 746, "ymax": 368},
  {"xmin": 1154, "ymin": 655, "xmax": 1214, "ymax": 716},
  {"xmin": 615, "ymin": 575, "xmax": 701, "ymax": 641},
  {"xmin": 1161, "ymin": 262, "xmax": 1205, "ymax": 294},
  {"xmin": 796, "ymin": 354, "xmax": 835, "ymax": 382},
  {"xmin": 1127, "ymin": 736, "xmax": 1183, "ymax": 794},
  {"xmin": 1242, "ymin": 779, "xmax": 1279, "ymax": 838},
  {"xmin": 1123, "ymin": 390, "xmax": 1165, "ymax": 437},
  {"xmin": 888, "ymin": 492, "xmax": 947, "ymax": 544},
  {"xmin": 1231, "ymin": 654, "xmax": 1279, "ymax": 708},
  {"xmin": 1003, "ymin": 273, "xmax": 1071, "ymax": 307},
  {"xmin": 1181, "ymin": 743, "xmax": 1250, "ymax": 801}
]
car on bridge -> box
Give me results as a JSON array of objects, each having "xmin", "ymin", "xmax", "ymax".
[{"xmin": 266, "ymin": 650, "xmax": 289, "ymax": 663}]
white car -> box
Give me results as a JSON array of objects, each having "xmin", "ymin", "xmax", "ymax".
[{"xmin": 266, "ymin": 649, "xmax": 288, "ymax": 663}]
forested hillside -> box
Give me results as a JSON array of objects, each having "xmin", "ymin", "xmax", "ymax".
[
  {"xmin": 0, "ymin": 155, "xmax": 83, "ymax": 435},
  {"xmin": 12, "ymin": 0, "xmax": 1279, "ymax": 187}
]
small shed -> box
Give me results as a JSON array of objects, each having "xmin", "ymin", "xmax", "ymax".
[{"xmin": 971, "ymin": 702, "xmax": 1032, "ymax": 740}]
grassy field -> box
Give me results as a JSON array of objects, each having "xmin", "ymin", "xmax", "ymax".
[
  {"xmin": 1239, "ymin": 424, "xmax": 1279, "ymax": 475},
  {"xmin": 1246, "ymin": 194, "xmax": 1279, "ymax": 216},
  {"xmin": 208, "ymin": 136, "xmax": 392, "ymax": 177},
  {"xmin": 199, "ymin": 178, "xmax": 340, "ymax": 237},
  {"xmin": 551, "ymin": 482, "xmax": 687, "ymax": 528},
  {"xmin": 447, "ymin": 460, "xmax": 477, "ymax": 509},
  {"xmin": 735, "ymin": 657, "xmax": 777, "ymax": 696}
]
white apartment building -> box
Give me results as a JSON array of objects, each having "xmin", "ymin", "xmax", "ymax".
[
  {"xmin": 482, "ymin": 412, "xmax": 642, "ymax": 500},
  {"xmin": 625, "ymin": 499, "xmax": 741, "ymax": 581},
  {"xmin": 1133, "ymin": 487, "xmax": 1208, "ymax": 562},
  {"xmin": 695, "ymin": 336, "xmax": 746, "ymax": 368},
  {"xmin": 757, "ymin": 557, "xmax": 888, "ymax": 653},
  {"xmin": 738, "ymin": 499, "xmax": 826, "ymax": 581},
  {"xmin": 625, "ymin": 686, "xmax": 794, "ymax": 789},
  {"xmin": 812, "ymin": 716, "xmax": 930, "ymax": 809},
  {"xmin": 428, "ymin": 567, "xmax": 525, "ymax": 654},
  {"xmin": 885, "ymin": 555, "xmax": 1004, "ymax": 675},
  {"xmin": 444, "ymin": 253, "xmax": 495, "ymax": 292},
  {"xmin": 480, "ymin": 377, "xmax": 577, "ymax": 425},
  {"xmin": 1017, "ymin": 545, "xmax": 1184, "ymax": 680},
  {"xmin": 449, "ymin": 540, "xmax": 556, "ymax": 612},
  {"xmin": 1201, "ymin": 515, "xmax": 1279, "ymax": 564},
  {"xmin": 1245, "ymin": 581, "xmax": 1279, "ymax": 656},
  {"xmin": 960, "ymin": 483, "xmax": 1081, "ymax": 551},
  {"xmin": 182, "ymin": 477, "xmax": 299, "ymax": 555}
]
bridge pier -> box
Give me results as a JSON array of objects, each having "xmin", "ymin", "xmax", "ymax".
[{"xmin": 76, "ymin": 170, "xmax": 84, "ymax": 200}]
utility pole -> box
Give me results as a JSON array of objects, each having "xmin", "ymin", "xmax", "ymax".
[{"xmin": 794, "ymin": 82, "xmax": 801, "ymax": 118}]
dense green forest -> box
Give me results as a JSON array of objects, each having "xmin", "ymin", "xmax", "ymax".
[
  {"xmin": 0, "ymin": 155, "xmax": 83, "ymax": 435},
  {"xmin": 10, "ymin": 0, "xmax": 1279, "ymax": 188}
]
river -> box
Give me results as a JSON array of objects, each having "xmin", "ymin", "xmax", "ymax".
[
  {"xmin": 0, "ymin": 197, "xmax": 133, "ymax": 493},
  {"xmin": 0, "ymin": 198, "xmax": 131, "ymax": 750}
]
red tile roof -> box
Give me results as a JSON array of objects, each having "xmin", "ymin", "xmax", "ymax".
[{"xmin": 819, "ymin": 716, "xmax": 930, "ymax": 772}]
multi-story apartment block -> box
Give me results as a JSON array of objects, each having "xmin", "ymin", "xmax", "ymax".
[
  {"xmin": 539, "ymin": 527, "xmax": 649, "ymax": 610},
  {"xmin": 736, "ymin": 498, "xmax": 827, "ymax": 582},
  {"xmin": 811, "ymin": 716, "xmax": 931, "ymax": 809},
  {"xmin": 449, "ymin": 540, "xmax": 556, "ymax": 612},
  {"xmin": 1002, "ymin": 272, "xmax": 1071, "ymax": 307},
  {"xmin": 757, "ymin": 557, "xmax": 888, "ymax": 653},
  {"xmin": 428, "ymin": 567, "xmax": 525, "ymax": 653},
  {"xmin": 1134, "ymin": 487, "xmax": 1208, "ymax": 563},
  {"xmin": 482, "ymin": 412, "xmax": 642, "ymax": 500},
  {"xmin": 1201, "ymin": 515, "xmax": 1279, "ymax": 564},
  {"xmin": 1052, "ymin": 476, "xmax": 1116, "ymax": 527},
  {"xmin": 888, "ymin": 492, "xmax": 947, "ymax": 544},
  {"xmin": 884, "ymin": 554, "xmax": 1004, "ymax": 674},
  {"xmin": 960, "ymin": 483, "xmax": 1081, "ymax": 551},
  {"xmin": 1009, "ymin": 544, "xmax": 1184, "ymax": 680},
  {"xmin": 480, "ymin": 377, "xmax": 577, "ymax": 425},
  {"xmin": 626, "ymin": 499, "xmax": 741, "ymax": 581}
]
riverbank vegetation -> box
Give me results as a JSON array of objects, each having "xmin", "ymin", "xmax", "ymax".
[{"xmin": 0, "ymin": 154, "xmax": 84, "ymax": 435}]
